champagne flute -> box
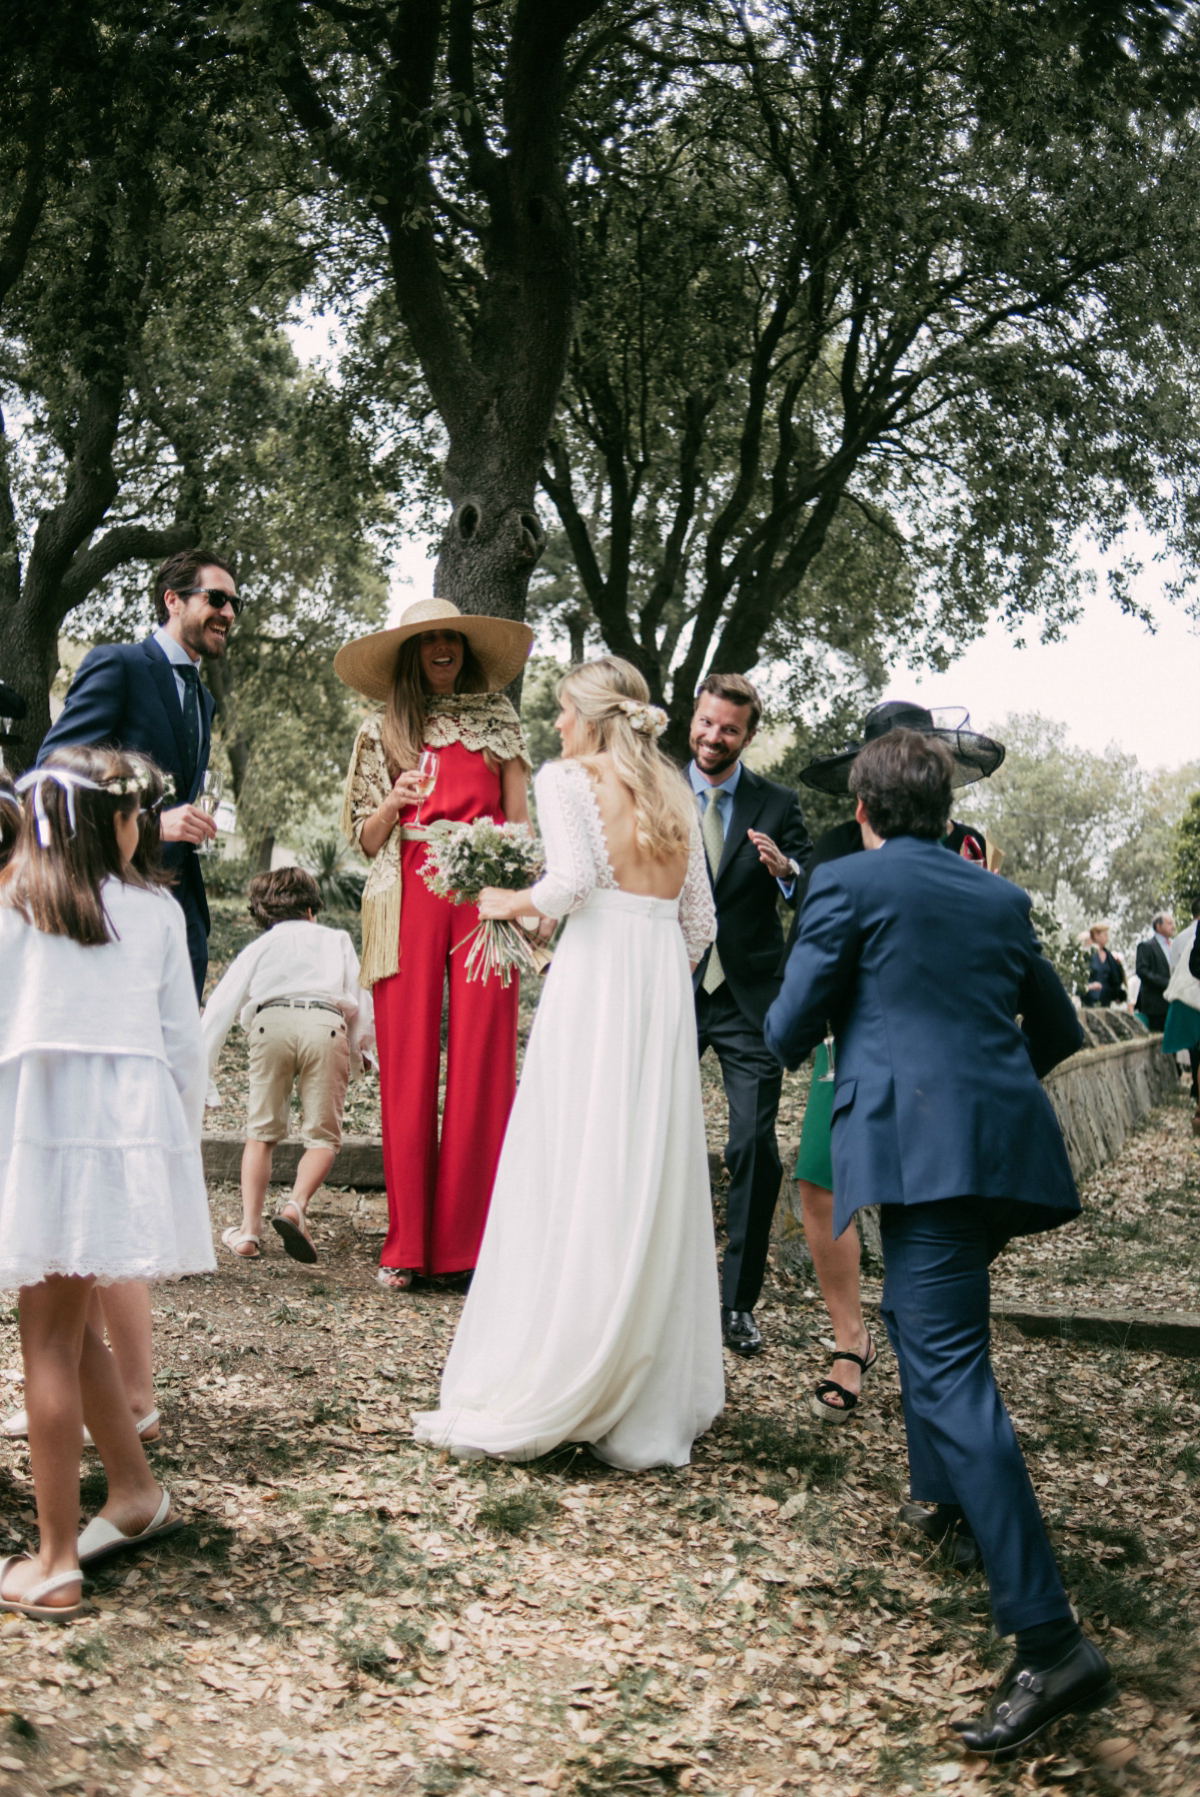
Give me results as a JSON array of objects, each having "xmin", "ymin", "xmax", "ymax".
[
  {"xmin": 198, "ymin": 769, "xmax": 223, "ymax": 856},
  {"xmin": 818, "ymin": 1027, "xmax": 836, "ymax": 1082},
  {"xmin": 412, "ymin": 749, "xmax": 440, "ymax": 827}
]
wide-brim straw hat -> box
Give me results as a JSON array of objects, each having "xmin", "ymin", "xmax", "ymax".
[
  {"xmin": 798, "ymin": 701, "xmax": 1005, "ymax": 795},
  {"xmin": 334, "ymin": 598, "xmax": 533, "ymax": 701}
]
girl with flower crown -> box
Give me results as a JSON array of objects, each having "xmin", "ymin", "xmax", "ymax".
[
  {"xmin": 414, "ymin": 656, "xmax": 725, "ymax": 1470},
  {"xmin": 0, "ymin": 746, "xmax": 214, "ymax": 1620}
]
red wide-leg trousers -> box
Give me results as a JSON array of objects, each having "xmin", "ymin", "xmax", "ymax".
[{"xmin": 374, "ymin": 842, "xmax": 518, "ymax": 1273}]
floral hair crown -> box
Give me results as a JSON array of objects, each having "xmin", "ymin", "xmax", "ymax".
[
  {"xmin": 616, "ymin": 699, "xmax": 668, "ymax": 740},
  {"xmin": 14, "ymin": 767, "xmax": 174, "ymax": 846}
]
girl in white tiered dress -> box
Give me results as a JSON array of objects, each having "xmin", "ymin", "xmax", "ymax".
[
  {"xmin": 413, "ymin": 658, "xmax": 725, "ymax": 1470},
  {"xmin": 0, "ymin": 748, "xmax": 215, "ymax": 1620}
]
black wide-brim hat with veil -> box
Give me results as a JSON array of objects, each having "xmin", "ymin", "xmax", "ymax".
[{"xmin": 798, "ymin": 701, "xmax": 1005, "ymax": 794}]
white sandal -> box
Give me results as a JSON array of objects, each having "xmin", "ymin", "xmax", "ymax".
[
  {"xmin": 220, "ymin": 1227, "xmax": 262, "ymax": 1260},
  {"xmin": 0, "ymin": 1557, "xmax": 83, "ymax": 1623},
  {"xmin": 2, "ymin": 1406, "xmax": 161, "ymax": 1446},
  {"xmin": 77, "ymin": 1486, "xmax": 182, "ymax": 1570}
]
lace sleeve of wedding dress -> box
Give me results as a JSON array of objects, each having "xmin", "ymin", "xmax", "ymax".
[
  {"xmin": 529, "ymin": 760, "xmax": 608, "ymax": 918},
  {"xmin": 679, "ymin": 814, "xmax": 718, "ymax": 962}
]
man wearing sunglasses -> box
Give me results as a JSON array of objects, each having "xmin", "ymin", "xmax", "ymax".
[{"xmin": 37, "ymin": 548, "xmax": 240, "ymax": 1000}]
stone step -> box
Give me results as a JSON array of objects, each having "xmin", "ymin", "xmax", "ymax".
[
  {"xmin": 202, "ymin": 1133, "xmax": 385, "ymax": 1188},
  {"xmin": 989, "ymin": 1301, "xmax": 1200, "ymax": 1359}
]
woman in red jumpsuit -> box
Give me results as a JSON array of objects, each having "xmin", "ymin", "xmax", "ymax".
[{"xmin": 336, "ymin": 598, "xmax": 533, "ymax": 1290}]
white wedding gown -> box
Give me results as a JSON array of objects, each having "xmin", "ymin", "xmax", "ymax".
[{"xmin": 412, "ymin": 758, "xmax": 725, "ymax": 1469}]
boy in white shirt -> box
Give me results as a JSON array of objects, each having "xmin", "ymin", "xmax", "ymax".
[{"xmin": 202, "ymin": 867, "xmax": 374, "ymax": 1264}]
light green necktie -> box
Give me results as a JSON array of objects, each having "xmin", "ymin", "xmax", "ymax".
[{"xmin": 701, "ymin": 788, "xmax": 726, "ymax": 994}]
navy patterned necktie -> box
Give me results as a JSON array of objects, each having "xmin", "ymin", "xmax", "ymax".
[{"xmin": 178, "ymin": 664, "xmax": 200, "ymax": 776}]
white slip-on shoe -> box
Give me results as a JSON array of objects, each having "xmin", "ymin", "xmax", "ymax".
[
  {"xmin": 4, "ymin": 1407, "xmax": 161, "ymax": 1447},
  {"xmin": 0, "ymin": 1557, "xmax": 82, "ymax": 1623},
  {"xmin": 77, "ymin": 1487, "xmax": 183, "ymax": 1570}
]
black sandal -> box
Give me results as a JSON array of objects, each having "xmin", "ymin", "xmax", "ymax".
[
  {"xmin": 272, "ymin": 1203, "xmax": 318, "ymax": 1265},
  {"xmin": 810, "ymin": 1333, "xmax": 877, "ymax": 1426}
]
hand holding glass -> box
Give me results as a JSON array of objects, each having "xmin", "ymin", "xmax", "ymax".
[
  {"xmin": 197, "ymin": 771, "xmax": 223, "ymax": 855},
  {"xmin": 819, "ymin": 1028, "xmax": 836, "ymax": 1081},
  {"xmin": 412, "ymin": 750, "xmax": 440, "ymax": 827}
]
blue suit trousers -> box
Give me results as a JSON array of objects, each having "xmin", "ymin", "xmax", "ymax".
[{"xmin": 879, "ymin": 1199, "xmax": 1072, "ymax": 1637}]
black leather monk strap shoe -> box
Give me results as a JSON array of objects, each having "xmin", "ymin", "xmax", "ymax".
[
  {"xmin": 952, "ymin": 1637, "xmax": 1117, "ymax": 1759},
  {"xmin": 899, "ymin": 1501, "xmax": 983, "ymax": 1572},
  {"xmin": 721, "ymin": 1308, "xmax": 763, "ymax": 1356}
]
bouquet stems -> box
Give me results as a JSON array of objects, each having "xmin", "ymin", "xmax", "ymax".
[{"xmin": 456, "ymin": 918, "xmax": 544, "ymax": 987}]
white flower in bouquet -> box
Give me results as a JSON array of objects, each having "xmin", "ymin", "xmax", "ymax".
[{"xmin": 420, "ymin": 818, "xmax": 546, "ymax": 985}]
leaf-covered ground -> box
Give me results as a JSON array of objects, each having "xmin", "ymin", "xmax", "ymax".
[{"xmin": 0, "ymin": 905, "xmax": 1196, "ymax": 1796}]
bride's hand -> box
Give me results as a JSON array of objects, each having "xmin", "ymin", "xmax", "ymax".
[{"xmin": 478, "ymin": 886, "xmax": 528, "ymax": 921}]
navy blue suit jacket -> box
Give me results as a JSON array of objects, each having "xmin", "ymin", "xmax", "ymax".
[
  {"xmin": 763, "ymin": 834, "xmax": 1083, "ymax": 1238},
  {"xmin": 37, "ymin": 637, "xmax": 214, "ymax": 941}
]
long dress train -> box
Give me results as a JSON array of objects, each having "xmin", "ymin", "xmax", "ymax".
[{"xmin": 412, "ymin": 757, "xmax": 725, "ymax": 1469}]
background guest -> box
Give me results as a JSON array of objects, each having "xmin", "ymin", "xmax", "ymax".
[
  {"xmin": 1162, "ymin": 898, "xmax": 1200, "ymax": 1132},
  {"xmin": 1083, "ymin": 921, "xmax": 1126, "ymax": 1007},
  {"xmin": 1134, "ymin": 912, "xmax": 1174, "ymax": 1032},
  {"xmin": 687, "ymin": 673, "xmax": 812, "ymax": 1358},
  {"xmin": 336, "ymin": 599, "xmax": 533, "ymax": 1292}
]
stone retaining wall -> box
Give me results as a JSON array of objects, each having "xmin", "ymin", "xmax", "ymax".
[
  {"xmin": 1041, "ymin": 1034, "xmax": 1178, "ymax": 1185},
  {"xmin": 772, "ymin": 1033, "xmax": 1179, "ymax": 1272}
]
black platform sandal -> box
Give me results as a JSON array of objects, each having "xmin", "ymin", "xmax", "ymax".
[{"xmin": 810, "ymin": 1333, "xmax": 878, "ymax": 1426}]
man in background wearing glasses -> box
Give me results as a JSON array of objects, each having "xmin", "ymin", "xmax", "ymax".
[{"xmin": 37, "ymin": 548, "xmax": 240, "ymax": 1001}]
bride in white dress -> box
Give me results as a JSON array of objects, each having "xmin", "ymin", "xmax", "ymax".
[{"xmin": 412, "ymin": 657, "xmax": 725, "ymax": 1470}]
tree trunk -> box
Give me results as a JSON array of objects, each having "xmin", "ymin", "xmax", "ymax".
[
  {"xmin": 433, "ymin": 491, "xmax": 546, "ymax": 621},
  {"xmin": 0, "ymin": 603, "xmax": 59, "ymax": 775}
]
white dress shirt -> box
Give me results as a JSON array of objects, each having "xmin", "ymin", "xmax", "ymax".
[
  {"xmin": 152, "ymin": 624, "xmax": 200, "ymax": 710},
  {"xmin": 201, "ymin": 920, "xmax": 375, "ymax": 1100},
  {"xmin": 686, "ymin": 759, "xmax": 797, "ymax": 899}
]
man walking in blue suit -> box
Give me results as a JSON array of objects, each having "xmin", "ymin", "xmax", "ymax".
[
  {"xmin": 38, "ymin": 549, "xmax": 238, "ymax": 1000},
  {"xmin": 764, "ymin": 727, "xmax": 1116, "ymax": 1758}
]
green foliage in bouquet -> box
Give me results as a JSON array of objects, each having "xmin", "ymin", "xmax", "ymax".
[{"xmin": 420, "ymin": 819, "xmax": 546, "ymax": 985}]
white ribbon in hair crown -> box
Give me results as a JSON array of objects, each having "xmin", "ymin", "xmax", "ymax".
[{"xmin": 15, "ymin": 767, "xmax": 106, "ymax": 847}]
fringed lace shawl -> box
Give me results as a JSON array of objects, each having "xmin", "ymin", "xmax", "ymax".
[{"xmin": 340, "ymin": 694, "xmax": 531, "ymax": 989}]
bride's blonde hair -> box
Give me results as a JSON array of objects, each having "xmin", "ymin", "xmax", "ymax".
[{"xmin": 560, "ymin": 657, "xmax": 694, "ymax": 860}]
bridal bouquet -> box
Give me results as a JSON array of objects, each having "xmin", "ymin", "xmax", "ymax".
[{"xmin": 420, "ymin": 817, "xmax": 546, "ymax": 986}]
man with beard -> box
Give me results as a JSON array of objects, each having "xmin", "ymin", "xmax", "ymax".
[
  {"xmin": 37, "ymin": 549, "xmax": 238, "ymax": 1001},
  {"xmin": 687, "ymin": 673, "xmax": 812, "ymax": 1356}
]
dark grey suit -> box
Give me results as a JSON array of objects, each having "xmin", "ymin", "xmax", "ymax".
[{"xmin": 692, "ymin": 764, "xmax": 811, "ymax": 1312}]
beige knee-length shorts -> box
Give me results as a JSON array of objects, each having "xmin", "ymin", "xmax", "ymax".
[{"xmin": 247, "ymin": 1004, "xmax": 351, "ymax": 1149}]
